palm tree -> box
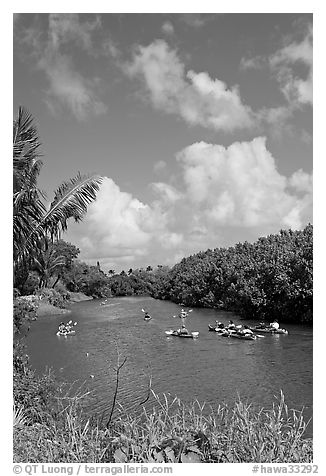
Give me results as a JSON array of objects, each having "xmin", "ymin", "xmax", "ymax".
[
  {"xmin": 33, "ymin": 245, "xmax": 66, "ymax": 288},
  {"xmin": 13, "ymin": 107, "xmax": 103, "ymax": 273}
]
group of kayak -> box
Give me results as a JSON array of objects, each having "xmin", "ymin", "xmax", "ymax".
[
  {"xmin": 208, "ymin": 319, "xmax": 288, "ymax": 339},
  {"xmin": 56, "ymin": 320, "xmax": 77, "ymax": 337}
]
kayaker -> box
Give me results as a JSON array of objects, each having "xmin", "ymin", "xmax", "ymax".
[
  {"xmin": 179, "ymin": 324, "xmax": 189, "ymax": 335},
  {"xmin": 144, "ymin": 312, "xmax": 151, "ymax": 319},
  {"xmin": 179, "ymin": 309, "xmax": 188, "ymax": 326},
  {"xmin": 269, "ymin": 319, "xmax": 280, "ymax": 330},
  {"xmin": 228, "ymin": 320, "xmax": 236, "ymax": 330},
  {"xmin": 240, "ymin": 325, "xmax": 254, "ymax": 335}
]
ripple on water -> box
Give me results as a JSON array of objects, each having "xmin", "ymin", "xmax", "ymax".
[{"xmin": 25, "ymin": 297, "xmax": 313, "ymax": 437}]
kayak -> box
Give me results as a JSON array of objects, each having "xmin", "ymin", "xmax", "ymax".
[
  {"xmin": 144, "ymin": 316, "xmax": 152, "ymax": 321},
  {"xmin": 228, "ymin": 332, "xmax": 257, "ymax": 340},
  {"xmin": 165, "ymin": 330, "xmax": 199, "ymax": 338},
  {"xmin": 208, "ymin": 324, "xmax": 226, "ymax": 332},
  {"xmin": 272, "ymin": 328, "xmax": 288, "ymax": 334},
  {"xmin": 251, "ymin": 326, "xmax": 288, "ymax": 335},
  {"xmin": 56, "ymin": 330, "xmax": 76, "ymax": 336}
]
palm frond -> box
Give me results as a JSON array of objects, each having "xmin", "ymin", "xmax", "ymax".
[
  {"xmin": 13, "ymin": 106, "xmax": 43, "ymax": 194},
  {"xmin": 13, "ymin": 107, "xmax": 103, "ymax": 271},
  {"xmin": 16, "ymin": 174, "xmax": 102, "ymax": 264},
  {"xmin": 44, "ymin": 173, "xmax": 103, "ymax": 235}
]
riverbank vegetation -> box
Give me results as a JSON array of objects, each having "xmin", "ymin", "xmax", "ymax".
[
  {"xmin": 15, "ymin": 225, "xmax": 313, "ymax": 326},
  {"xmin": 13, "ymin": 342, "xmax": 312, "ymax": 463}
]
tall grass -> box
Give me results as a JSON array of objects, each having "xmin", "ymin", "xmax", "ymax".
[
  {"xmin": 13, "ymin": 341, "xmax": 312, "ymax": 463},
  {"xmin": 14, "ymin": 383, "xmax": 313, "ymax": 463}
]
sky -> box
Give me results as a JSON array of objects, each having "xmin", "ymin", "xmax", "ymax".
[{"xmin": 13, "ymin": 12, "xmax": 313, "ymax": 272}]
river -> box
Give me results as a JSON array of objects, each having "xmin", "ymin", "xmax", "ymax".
[{"xmin": 24, "ymin": 296, "xmax": 313, "ymax": 436}]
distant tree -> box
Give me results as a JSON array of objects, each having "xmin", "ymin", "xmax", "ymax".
[
  {"xmin": 128, "ymin": 268, "xmax": 133, "ymax": 275},
  {"xmin": 146, "ymin": 265, "xmax": 153, "ymax": 272}
]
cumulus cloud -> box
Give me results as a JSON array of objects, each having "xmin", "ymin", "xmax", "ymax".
[
  {"xmin": 176, "ymin": 137, "xmax": 312, "ymax": 229},
  {"xmin": 70, "ymin": 139, "xmax": 312, "ymax": 271},
  {"xmin": 123, "ymin": 40, "xmax": 254, "ymax": 132},
  {"xmin": 73, "ymin": 178, "xmax": 156, "ymax": 260},
  {"xmin": 151, "ymin": 182, "xmax": 183, "ymax": 204}
]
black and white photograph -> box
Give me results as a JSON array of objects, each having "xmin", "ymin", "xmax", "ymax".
[{"xmin": 12, "ymin": 8, "xmax": 315, "ymax": 469}]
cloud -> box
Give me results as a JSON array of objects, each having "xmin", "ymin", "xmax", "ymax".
[
  {"xmin": 124, "ymin": 40, "xmax": 254, "ymax": 132},
  {"xmin": 239, "ymin": 56, "xmax": 267, "ymax": 71},
  {"xmin": 270, "ymin": 25, "xmax": 313, "ymax": 105},
  {"xmin": 161, "ymin": 21, "xmax": 174, "ymax": 35},
  {"xmin": 17, "ymin": 13, "xmax": 107, "ymax": 120},
  {"xmin": 179, "ymin": 13, "xmax": 209, "ymax": 28},
  {"xmin": 176, "ymin": 137, "xmax": 312, "ymax": 229},
  {"xmin": 151, "ymin": 182, "xmax": 183, "ymax": 204},
  {"xmin": 153, "ymin": 160, "xmax": 167, "ymax": 174},
  {"xmin": 70, "ymin": 139, "xmax": 312, "ymax": 271},
  {"xmin": 241, "ymin": 24, "xmax": 312, "ymax": 107},
  {"xmin": 72, "ymin": 178, "xmax": 157, "ymax": 260},
  {"xmin": 48, "ymin": 13, "xmax": 101, "ymax": 52},
  {"xmin": 39, "ymin": 53, "xmax": 107, "ymax": 120}
]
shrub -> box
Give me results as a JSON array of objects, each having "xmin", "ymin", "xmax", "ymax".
[
  {"xmin": 36, "ymin": 288, "xmax": 69, "ymax": 308},
  {"xmin": 13, "ymin": 298, "xmax": 38, "ymax": 334}
]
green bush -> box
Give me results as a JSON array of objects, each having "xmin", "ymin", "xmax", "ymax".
[
  {"xmin": 36, "ymin": 288, "xmax": 69, "ymax": 308},
  {"xmin": 13, "ymin": 298, "xmax": 38, "ymax": 333}
]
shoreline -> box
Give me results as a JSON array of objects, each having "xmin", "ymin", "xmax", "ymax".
[{"xmin": 28, "ymin": 292, "xmax": 93, "ymax": 319}]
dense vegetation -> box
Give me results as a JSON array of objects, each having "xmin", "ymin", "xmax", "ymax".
[
  {"xmin": 15, "ymin": 226, "xmax": 313, "ymax": 326},
  {"xmin": 165, "ymin": 225, "xmax": 313, "ymax": 324}
]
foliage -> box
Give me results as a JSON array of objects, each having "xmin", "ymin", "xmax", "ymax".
[
  {"xmin": 13, "ymin": 298, "xmax": 38, "ymax": 334},
  {"xmin": 62, "ymin": 261, "xmax": 111, "ymax": 298},
  {"xmin": 35, "ymin": 287, "xmax": 70, "ymax": 308},
  {"xmin": 13, "ymin": 107, "xmax": 102, "ymax": 274},
  {"xmin": 165, "ymin": 225, "xmax": 313, "ymax": 323}
]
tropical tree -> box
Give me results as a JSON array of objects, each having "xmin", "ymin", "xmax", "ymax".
[{"xmin": 13, "ymin": 107, "xmax": 102, "ymax": 276}]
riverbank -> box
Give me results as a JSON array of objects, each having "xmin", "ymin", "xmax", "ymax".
[
  {"xmin": 68, "ymin": 292, "xmax": 93, "ymax": 303},
  {"xmin": 17, "ymin": 292, "xmax": 92, "ymax": 320},
  {"xmin": 13, "ymin": 341, "xmax": 313, "ymax": 463},
  {"xmin": 36, "ymin": 301, "xmax": 71, "ymax": 317}
]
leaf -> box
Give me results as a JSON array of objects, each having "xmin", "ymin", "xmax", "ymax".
[
  {"xmin": 114, "ymin": 448, "xmax": 128, "ymax": 463},
  {"xmin": 181, "ymin": 451, "xmax": 201, "ymax": 463},
  {"xmin": 164, "ymin": 446, "xmax": 176, "ymax": 462},
  {"xmin": 152, "ymin": 450, "xmax": 165, "ymax": 462},
  {"xmin": 186, "ymin": 445, "xmax": 202, "ymax": 454}
]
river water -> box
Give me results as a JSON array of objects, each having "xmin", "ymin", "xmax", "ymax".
[{"xmin": 24, "ymin": 296, "xmax": 313, "ymax": 436}]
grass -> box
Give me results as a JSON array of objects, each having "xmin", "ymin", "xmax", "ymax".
[{"xmin": 13, "ymin": 342, "xmax": 313, "ymax": 463}]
